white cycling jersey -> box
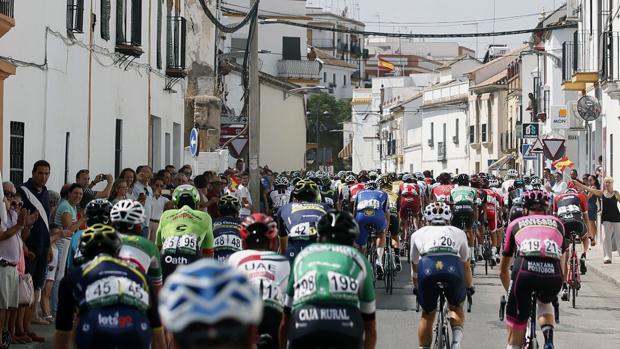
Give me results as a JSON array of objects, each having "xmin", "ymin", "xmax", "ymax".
[
  {"xmin": 410, "ymin": 225, "xmax": 469, "ymax": 263},
  {"xmin": 270, "ymin": 189, "xmax": 292, "ymax": 211},
  {"xmin": 228, "ymin": 249, "xmax": 290, "ymax": 310}
]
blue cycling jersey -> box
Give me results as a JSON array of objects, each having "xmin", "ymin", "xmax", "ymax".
[
  {"xmin": 212, "ymin": 216, "xmax": 243, "ymax": 262},
  {"xmin": 354, "ymin": 190, "xmax": 389, "ymax": 216},
  {"xmin": 276, "ymin": 202, "xmax": 329, "ymax": 261},
  {"xmin": 66, "ymin": 230, "xmax": 85, "ymax": 271}
]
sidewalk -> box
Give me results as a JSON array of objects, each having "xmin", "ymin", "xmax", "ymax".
[
  {"xmin": 11, "ymin": 324, "xmax": 53, "ymax": 349},
  {"xmin": 586, "ymin": 243, "xmax": 620, "ymax": 287}
]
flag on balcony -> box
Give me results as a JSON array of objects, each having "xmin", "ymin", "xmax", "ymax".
[{"xmin": 378, "ymin": 56, "xmax": 395, "ymax": 72}]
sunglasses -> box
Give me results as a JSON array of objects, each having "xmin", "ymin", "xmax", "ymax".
[{"xmin": 4, "ymin": 191, "xmax": 15, "ymax": 198}]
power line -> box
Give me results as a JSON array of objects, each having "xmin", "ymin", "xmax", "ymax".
[{"xmin": 361, "ymin": 12, "xmax": 543, "ymax": 25}]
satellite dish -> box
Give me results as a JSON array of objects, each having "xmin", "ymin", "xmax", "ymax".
[{"xmin": 576, "ymin": 95, "xmax": 601, "ymax": 122}]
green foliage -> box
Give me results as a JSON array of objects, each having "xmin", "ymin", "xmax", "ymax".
[{"xmin": 306, "ymin": 93, "xmax": 351, "ymax": 170}]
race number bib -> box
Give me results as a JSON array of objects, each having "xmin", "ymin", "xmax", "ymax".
[
  {"xmin": 162, "ymin": 234, "xmax": 199, "ymax": 254},
  {"xmin": 519, "ymin": 238, "xmax": 542, "ymax": 256},
  {"xmin": 289, "ymin": 222, "xmax": 317, "ymax": 238},
  {"xmin": 557, "ymin": 204, "xmax": 581, "ymax": 216},
  {"xmin": 294, "ymin": 270, "xmax": 317, "ymax": 299},
  {"xmin": 328, "ymin": 271, "xmax": 359, "ymax": 295},
  {"xmin": 357, "ymin": 199, "xmax": 380, "ymax": 211},
  {"xmin": 544, "ymin": 239, "xmax": 561, "ymax": 258},
  {"xmin": 256, "ymin": 279, "xmax": 282, "ymax": 304},
  {"xmin": 85, "ymin": 276, "xmax": 149, "ymax": 310},
  {"xmin": 214, "ymin": 234, "xmax": 242, "ymax": 250}
]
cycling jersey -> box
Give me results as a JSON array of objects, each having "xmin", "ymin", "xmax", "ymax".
[
  {"xmin": 503, "ymin": 215, "xmax": 567, "ymax": 260},
  {"xmin": 398, "ymin": 183, "xmax": 421, "ymax": 219},
  {"xmin": 56, "ymin": 255, "xmax": 161, "ymax": 349},
  {"xmin": 507, "ymin": 188, "xmax": 524, "ymax": 209},
  {"xmin": 354, "ymin": 189, "xmax": 388, "ymax": 247},
  {"xmin": 155, "ymin": 205, "xmax": 214, "ymax": 279},
  {"xmin": 119, "ymin": 235, "xmax": 163, "ymax": 286},
  {"xmin": 212, "ymin": 216, "xmax": 243, "ymax": 262},
  {"xmin": 410, "ymin": 225, "xmax": 468, "ymax": 312},
  {"xmin": 483, "ymin": 189, "xmax": 503, "ymax": 231},
  {"xmin": 277, "ymin": 202, "xmax": 329, "ymax": 262},
  {"xmin": 450, "ymin": 186, "xmax": 476, "ymax": 205},
  {"xmin": 553, "ymin": 192, "xmax": 588, "ymax": 237},
  {"xmin": 269, "ymin": 189, "xmax": 292, "ymax": 213},
  {"xmin": 383, "ymin": 189, "xmax": 399, "ymax": 214},
  {"xmin": 349, "ymin": 183, "xmax": 365, "ymax": 202},
  {"xmin": 66, "ymin": 230, "xmax": 86, "ymax": 270},
  {"xmin": 432, "ymin": 184, "xmax": 453, "ymax": 202}
]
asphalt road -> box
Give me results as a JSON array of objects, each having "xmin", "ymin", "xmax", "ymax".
[{"xmin": 375, "ymin": 258, "xmax": 620, "ymax": 348}]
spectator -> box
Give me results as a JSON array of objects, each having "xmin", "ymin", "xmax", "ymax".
[
  {"xmin": 133, "ymin": 167, "xmax": 153, "ymax": 238},
  {"xmin": 119, "ymin": 168, "xmax": 137, "ymax": 198},
  {"xmin": 108, "ymin": 178, "xmax": 129, "ymax": 205},
  {"xmin": 569, "ymin": 169, "xmax": 579, "ymax": 182},
  {"xmin": 546, "ymin": 171, "xmax": 566, "ymax": 195},
  {"xmin": 40, "ymin": 224, "xmax": 61, "ymax": 322},
  {"xmin": 148, "ymin": 177, "xmax": 169, "ymax": 241},
  {"xmin": 179, "ymin": 165, "xmax": 193, "ymax": 180},
  {"xmin": 206, "ymin": 176, "xmax": 226, "ymax": 218},
  {"xmin": 17, "ymin": 160, "xmax": 51, "ymax": 343},
  {"xmin": 75, "ymin": 170, "xmax": 113, "ymax": 209},
  {"xmin": 193, "ymin": 175, "xmax": 210, "ymax": 212},
  {"xmin": 260, "ymin": 168, "xmax": 273, "ymax": 214},
  {"xmin": 156, "ymin": 169, "xmax": 173, "ymax": 198},
  {"xmin": 585, "ymin": 175, "xmax": 601, "ymax": 247},
  {"xmin": 235, "ymin": 172, "xmax": 252, "ymax": 219},
  {"xmin": 165, "ymin": 165, "xmax": 176, "ymax": 176},
  {"xmin": 574, "ymin": 176, "xmax": 620, "ymax": 263},
  {"xmin": 235, "ymin": 158, "xmax": 245, "ymax": 174},
  {"xmin": 172, "ymin": 173, "xmax": 188, "ymax": 188},
  {"xmin": 48, "ymin": 191, "xmax": 60, "ymax": 221}
]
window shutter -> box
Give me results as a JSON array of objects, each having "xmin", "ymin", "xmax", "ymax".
[
  {"xmin": 131, "ymin": 0, "xmax": 142, "ymax": 46},
  {"xmin": 116, "ymin": 0, "xmax": 125, "ymax": 43},
  {"xmin": 101, "ymin": 0, "xmax": 111, "ymax": 41},
  {"xmin": 156, "ymin": 0, "xmax": 162, "ymax": 69}
]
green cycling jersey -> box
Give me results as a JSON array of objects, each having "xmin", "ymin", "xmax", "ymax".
[{"xmin": 119, "ymin": 234, "xmax": 163, "ymax": 286}]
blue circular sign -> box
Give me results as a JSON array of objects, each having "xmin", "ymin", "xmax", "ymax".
[{"xmin": 189, "ymin": 128, "xmax": 199, "ymax": 157}]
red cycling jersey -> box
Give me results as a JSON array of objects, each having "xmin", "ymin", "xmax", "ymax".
[
  {"xmin": 553, "ymin": 191, "xmax": 587, "ymax": 214},
  {"xmin": 484, "ymin": 189, "xmax": 503, "ymax": 231},
  {"xmin": 350, "ymin": 183, "xmax": 366, "ymax": 201},
  {"xmin": 399, "ymin": 183, "xmax": 421, "ymax": 218},
  {"xmin": 431, "ymin": 184, "xmax": 453, "ymax": 202}
]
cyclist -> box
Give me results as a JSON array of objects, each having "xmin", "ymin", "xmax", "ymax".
[
  {"xmin": 379, "ymin": 176, "xmax": 402, "ymax": 272},
  {"xmin": 320, "ymin": 176, "xmax": 336, "ymax": 207},
  {"xmin": 155, "ymin": 184, "xmax": 214, "ymax": 279},
  {"xmin": 482, "ymin": 178, "xmax": 503, "ymax": 264},
  {"xmin": 269, "ymin": 176, "xmax": 291, "ymax": 215},
  {"xmin": 431, "ymin": 173, "xmax": 453, "ymax": 202},
  {"xmin": 276, "ymin": 179, "xmax": 329, "ymax": 262},
  {"xmin": 228, "ymin": 213, "xmax": 290, "ymax": 349},
  {"xmin": 470, "ymin": 176, "xmax": 488, "ymax": 261},
  {"xmin": 66, "ymin": 198, "xmax": 113, "ymax": 270},
  {"xmin": 159, "ymin": 259, "xmax": 263, "ymax": 349},
  {"xmin": 350, "ymin": 173, "xmax": 369, "ymax": 207},
  {"xmin": 54, "ymin": 224, "xmax": 165, "ymax": 349},
  {"xmin": 553, "ymin": 186, "xmax": 590, "ymax": 300},
  {"xmin": 500, "ymin": 190, "xmax": 566, "ymax": 349},
  {"xmin": 398, "ymin": 173, "xmax": 421, "ymax": 236},
  {"xmin": 338, "ymin": 174, "xmax": 356, "ymax": 212},
  {"xmin": 111, "ymin": 200, "xmax": 163, "ymax": 291},
  {"xmin": 354, "ymin": 180, "xmax": 390, "ymax": 279},
  {"xmin": 507, "ymin": 177, "xmax": 526, "ymax": 211},
  {"xmin": 280, "ymin": 209, "xmax": 377, "ymax": 349},
  {"xmin": 450, "ymin": 174, "xmax": 478, "ymax": 263},
  {"xmin": 410, "ymin": 202, "xmax": 473, "ymax": 349},
  {"xmin": 502, "ymin": 169, "xmax": 519, "ymax": 196},
  {"xmin": 212, "ymin": 195, "xmax": 243, "ymax": 262}
]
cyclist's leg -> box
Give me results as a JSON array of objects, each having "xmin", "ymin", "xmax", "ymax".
[
  {"xmin": 505, "ymin": 258, "xmax": 532, "ymax": 347},
  {"xmin": 417, "ymin": 257, "xmax": 441, "ymax": 348},
  {"xmin": 536, "ymin": 268, "xmax": 563, "ymax": 349},
  {"xmin": 375, "ymin": 215, "xmax": 388, "ymax": 269},
  {"xmin": 354, "ymin": 213, "xmax": 370, "ymax": 254}
]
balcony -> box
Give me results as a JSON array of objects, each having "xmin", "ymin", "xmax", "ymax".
[
  {"xmin": 311, "ymin": 38, "xmax": 335, "ymax": 50},
  {"xmin": 0, "ymin": 0, "xmax": 14, "ymax": 38},
  {"xmin": 437, "ymin": 141, "xmax": 447, "ymax": 161},
  {"xmin": 561, "ymin": 40, "xmax": 598, "ymax": 91},
  {"xmin": 602, "ymin": 32, "xmax": 620, "ymax": 99},
  {"xmin": 115, "ymin": 0, "xmax": 143, "ymax": 57},
  {"xmin": 277, "ymin": 60, "xmax": 320, "ymax": 82},
  {"xmin": 166, "ymin": 16, "xmax": 186, "ymax": 78}
]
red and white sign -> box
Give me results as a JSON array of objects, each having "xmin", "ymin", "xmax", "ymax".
[{"xmin": 542, "ymin": 138, "xmax": 566, "ymax": 161}]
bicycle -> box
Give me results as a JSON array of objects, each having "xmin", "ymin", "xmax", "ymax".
[
  {"xmin": 499, "ymin": 294, "xmax": 560, "ymax": 349},
  {"xmin": 365, "ymin": 225, "xmax": 378, "ymax": 287},
  {"xmin": 430, "ymin": 282, "xmax": 473, "ymax": 349},
  {"xmin": 481, "ymin": 226, "xmax": 494, "ymax": 275},
  {"xmin": 384, "ymin": 233, "xmax": 395, "ymax": 295},
  {"xmin": 566, "ymin": 230, "xmax": 582, "ymax": 309}
]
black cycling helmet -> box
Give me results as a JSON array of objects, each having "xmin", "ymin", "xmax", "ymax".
[
  {"xmin": 218, "ymin": 195, "xmax": 240, "ymax": 216},
  {"xmin": 456, "ymin": 174, "xmax": 470, "ymax": 186},
  {"xmin": 292, "ymin": 179, "xmax": 320, "ymax": 202},
  {"xmin": 508, "ymin": 205, "xmax": 525, "ymax": 222},
  {"xmin": 85, "ymin": 199, "xmax": 113, "ymax": 226},
  {"xmin": 79, "ymin": 224, "xmax": 122, "ymax": 261},
  {"xmin": 470, "ymin": 176, "xmax": 482, "ymax": 189},
  {"xmin": 438, "ymin": 172, "xmax": 451, "ymax": 185},
  {"xmin": 317, "ymin": 209, "xmax": 360, "ymax": 245}
]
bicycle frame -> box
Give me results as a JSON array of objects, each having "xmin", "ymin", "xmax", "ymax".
[
  {"xmin": 524, "ymin": 292, "xmax": 538, "ymax": 349},
  {"xmin": 566, "ymin": 232, "xmax": 581, "ymax": 308},
  {"xmin": 433, "ymin": 283, "xmax": 451, "ymax": 349}
]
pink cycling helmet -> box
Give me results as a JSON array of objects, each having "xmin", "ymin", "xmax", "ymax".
[{"xmin": 523, "ymin": 190, "xmax": 549, "ymax": 210}]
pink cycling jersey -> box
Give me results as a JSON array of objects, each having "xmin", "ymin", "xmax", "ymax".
[{"xmin": 502, "ymin": 215, "xmax": 566, "ymax": 260}]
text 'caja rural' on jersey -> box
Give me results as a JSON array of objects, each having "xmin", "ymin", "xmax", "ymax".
[{"xmin": 450, "ymin": 186, "xmax": 477, "ymax": 206}]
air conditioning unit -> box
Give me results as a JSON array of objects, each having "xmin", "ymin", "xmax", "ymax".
[
  {"xmin": 427, "ymin": 139, "xmax": 434, "ymax": 147},
  {"xmin": 452, "ymin": 136, "xmax": 459, "ymax": 144},
  {"xmin": 568, "ymin": 101, "xmax": 586, "ymax": 130}
]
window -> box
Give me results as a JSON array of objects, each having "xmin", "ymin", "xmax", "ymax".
[
  {"xmin": 66, "ymin": 0, "xmax": 85, "ymax": 33},
  {"xmin": 116, "ymin": 0, "xmax": 143, "ymax": 55},
  {"xmin": 173, "ymin": 123, "xmax": 181, "ymax": 168},
  {"xmin": 115, "ymin": 119, "xmax": 123, "ymax": 177},
  {"xmin": 481, "ymin": 124, "xmax": 487, "ymax": 142},
  {"xmin": 166, "ymin": 15, "xmax": 187, "ymax": 76},
  {"xmin": 332, "ymin": 73, "xmax": 336, "ymax": 84},
  {"xmin": 101, "ymin": 0, "xmax": 111, "ymax": 40},
  {"xmin": 343, "ymin": 74, "xmax": 347, "ymax": 86},
  {"xmin": 443, "ymin": 123, "xmax": 446, "ymax": 142},
  {"xmin": 9, "ymin": 122, "xmax": 24, "ymax": 185},
  {"xmin": 64, "ymin": 132, "xmax": 70, "ymax": 183},
  {"xmin": 282, "ymin": 37, "xmax": 301, "ymax": 60},
  {"xmin": 165, "ymin": 132, "xmax": 171, "ymax": 166},
  {"xmin": 469, "ymin": 125, "xmax": 475, "ymax": 143},
  {"xmin": 323, "ymin": 72, "xmax": 327, "ymax": 82},
  {"xmin": 150, "ymin": 116, "xmax": 162, "ymax": 170},
  {"xmin": 429, "ymin": 122, "xmax": 434, "ymax": 145},
  {"xmin": 155, "ymin": 0, "xmax": 162, "ymax": 68},
  {"xmin": 454, "ymin": 118, "xmax": 459, "ymax": 143}
]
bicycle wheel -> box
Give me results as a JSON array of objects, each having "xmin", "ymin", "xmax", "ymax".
[{"xmin": 571, "ymin": 256, "xmax": 577, "ymax": 308}]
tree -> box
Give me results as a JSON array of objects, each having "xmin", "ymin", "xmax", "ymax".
[{"xmin": 306, "ymin": 93, "xmax": 351, "ymax": 171}]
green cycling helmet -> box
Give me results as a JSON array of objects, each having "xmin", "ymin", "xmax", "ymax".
[{"xmin": 172, "ymin": 184, "xmax": 201, "ymax": 209}]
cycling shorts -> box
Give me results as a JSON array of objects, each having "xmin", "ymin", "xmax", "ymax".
[
  {"xmin": 388, "ymin": 213, "xmax": 400, "ymax": 237},
  {"xmin": 259, "ymin": 306, "xmax": 282, "ymax": 349},
  {"xmin": 417, "ymin": 255, "xmax": 466, "ymax": 313},
  {"xmin": 559, "ymin": 214, "xmax": 587, "ymax": 239},
  {"xmin": 399, "ymin": 197, "xmax": 420, "ymax": 219},
  {"xmin": 506, "ymin": 257, "xmax": 562, "ymax": 331},
  {"xmin": 485, "ymin": 210, "xmax": 497, "ymax": 231},
  {"xmin": 160, "ymin": 251, "xmax": 200, "ymax": 281},
  {"xmin": 451, "ymin": 205, "xmax": 474, "ymax": 230},
  {"xmin": 288, "ymin": 304, "xmax": 363, "ymax": 349},
  {"xmin": 286, "ymin": 239, "xmax": 315, "ymax": 263},
  {"xmin": 355, "ymin": 212, "xmax": 387, "ymax": 247},
  {"xmin": 75, "ymin": 307, "xmax": 152, "ymax": 349}
]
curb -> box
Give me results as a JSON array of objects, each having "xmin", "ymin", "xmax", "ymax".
[{"xmin": 587, "ymin": 262, "xmax": 620, "ymax": 288}]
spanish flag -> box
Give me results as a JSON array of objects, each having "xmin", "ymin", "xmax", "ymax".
[{"xmin": 378, "ymin": 56, "xmax": 395, "ymax": 72}]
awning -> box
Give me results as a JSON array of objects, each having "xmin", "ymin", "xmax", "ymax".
[
  {"xmin": 338, "ymin": 142, "xmax": 352, "ymax": 159},
  {"xmin": 488, "ymin": 153, "xmax": 515, "ymax": 171}
]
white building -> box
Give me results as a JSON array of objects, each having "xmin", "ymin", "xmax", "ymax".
[
  {"xmin": 314, "ymin": 47, "xmax": 357, "ymax": 99},
  {"xmin": 1, "ymin": 0, "xmax": 195, "ymax": 189},
  {"xmin": 349, "ymin": 88, "xmax": 380, "ymax": 172}
]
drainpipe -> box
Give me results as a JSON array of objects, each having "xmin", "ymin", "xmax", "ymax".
[
  {"xmin": 87, "ymin": 0, "xmax": 95, "ymax": 167},
  {"xmin": 147, "ymin": 0, "xmax": 153, "ymax": 166}
]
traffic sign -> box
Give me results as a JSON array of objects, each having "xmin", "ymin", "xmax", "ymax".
[
  {"xmin": 522, "ymin": 123, "xmax": 540, "ymax": 139},
  {"xmin": 530, "ymin": 139, "xmax": 544, "ymax": 153},
  {"xmin": 189, "ymin": 127, "xmax": 199, "ymax": 157},
  {"xmin": 542, "ymin": 138, "xmax": 565, "ymax": 161},
  {"xmin": 521, "ymin": 144, "xmax": 538, "ymax": 161}
]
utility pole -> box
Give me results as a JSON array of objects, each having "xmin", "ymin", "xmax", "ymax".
[{"xmin": 248, "ymin": 0, "xmax": 260, "ymax": 212}]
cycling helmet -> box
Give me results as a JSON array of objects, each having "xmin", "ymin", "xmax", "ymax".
[
  {"xmin": 508, "ymin": 205, "xmax": 526, "ymax": 222},
  {"xmin": 523, "ymin": 190, "xmax": 549, "ymax": 210},
  {"xmin": 368, "ymin": 171, "xmax": 379, "ymax": 180},
  {"xmin": 158, "ymin": 259, "xmax": 263, "ymax": 337},
  {"xmin": 470, "ymin": 176, "xmax": 482, "ymax": 189},
  {"xmin": 345, "ymin": 175, "xmax": 356, "ymax": 184},
  {"xmin": 489, "ymin": 178, "xmax": 500, "ymax": 188},
  {"xmin": 218, "ymin": 195, "xmax": 240, "ymax": 215},
  {"xmin": 423, "ymin": 202, "xmax": 452, "ymax": 224},
  {"xmin": 481, "ymin": 177, "xmax": 490, "ymax": 189},
  {"xmin": 438, "ymin": 172, "xmax": 451, "ymax": 185},
  {"xmin": 415, "ymin": 172, "xmax": 425, "ymax": 181},
  {"xmin": 402, "ymin": 173, "xmax": 414, "ymax": 183},
  {"xmin": 110, "ymin": 200, "xmax": 145, "ymax": 233},
  {"xmin": 274, "ymin": 176, "xmax": 289, "ymax": 187},
  {"xmin": 523, "ymin": 176, "xmax": 531, "ymax": 185},
  {"xmin": 172, "ymin": 184, "xmax": 201, "ymax": 209},
  {"xmin": 507, "ymin": 169, "xmax": 519, "ymax": 178},
  {"xmin": 240, "ymin": 213, "xmax": 278, "ymax": 249},
  {"xmin": 291, "ymin": 171, "xmax": 301, "ymax": 179},
  {"xmin": 317, "ymin": 209, "xmax": 360, "ymax": 243},
  {"xmin": 79, "ymin": 224, "xmax": 122, "ymax": 260},
  {"xmin": 378, "ymin": 176, "xmax": 392, "ymax": 189},
  {"xmin": 305, "ymin": 170, "xmax": 316, "ymax": 179},
  {"xmin": 531, "ymin": 177, "xmax": 543, "ymax": 188},
  {"xmin": 364, "ymin": 180, "xmax": 378, "ymax": 190},
  {"xmin": 292, "ymin": 179, "xmax": 320, "ymax": 202},
  {"xmin": 513, "ymin": 178, "xmax": 525, "ymax": 189},
  {"xmin": 337, "ymin": 171, "xmax": 346, "ymax": 179},
  {"xmin": 456, "ymin": 174, "xmax": 470, "ymax": 186},
  {"xmin": 85, "ymin": 199, "xmax": 113, "ymax": 226}
]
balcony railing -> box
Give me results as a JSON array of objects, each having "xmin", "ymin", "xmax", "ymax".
[
  {"xmin": 437, "ymin": 141, "xmax": 447, "ymax": 161},
  {"xmin": 166, "ymin": 16, "xmax": 186, "ymax": 78},
  {"xmin": 602, "ymin": 31, "xmax": 620, "ymax": 82},
  {"xmin": 311, "ymin": 38, "xmax": 336, "ymax": 49},
  {"xmin": 562, "ymin": 39, "xmax": 597, "ymax": 83},
  {"xmin": 277, "ymin": 60, "xmax": 320, "ymax": 80},
  {"xmin": 0, "ymin": 0, "xmax": 14, "ymax": 18}
]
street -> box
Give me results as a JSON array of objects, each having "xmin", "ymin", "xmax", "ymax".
[{"xmin": 376, "ymin": 259, "xmax": 620, "ymax": 348}]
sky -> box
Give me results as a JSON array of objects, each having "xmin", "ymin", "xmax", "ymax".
[{"xmin": 311, "ymin": 0, "xmax": 563, "ymax": 57}]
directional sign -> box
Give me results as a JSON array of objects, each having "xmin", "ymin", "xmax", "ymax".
[
  {"xmin": 521, "ymin": 144, "xmax": 538, "ymax": 161},
  {"xmin": 522, "ymin": 123, "xmax": 540, "ymax": 139},
  {"xmin": 542, "ymin": 138, "xmax": 565, "ymax": 161},
  {"xmin": 189, "ymin": 127, "xmax": 199, "ymax": 157},
  {"xmin": 530, "ymin": 138, "xmax": 544, "ymax": 153}
]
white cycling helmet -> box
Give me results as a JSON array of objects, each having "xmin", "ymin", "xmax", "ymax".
[
  {"xmin": 159, "ymin": 259, "xmax": 263, "ymax": 334},
  {"xmin": 345, "ymin": 175, "xmax": 356, "ymax": 183},
  {"xmin": 274, "ymin": 176, "xmax": 289, "ymax": 187},
  {"xmin": 531, "ymin": 177, "xmax": 543, "ymax": 188},
  {"xmin": 423, "ymin": 202, "xmax": 452, "ymax": 224},
  {"xmin": 507, "ymin": 169, "xmax": 519, "ymax": 178},
  {"xmin": 110, "ymin": 200, "xmax": 145, "ymax": 226},
  {"xmin": 489, "ymin": 178, "xmax": 500, "ymax": 188}
]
